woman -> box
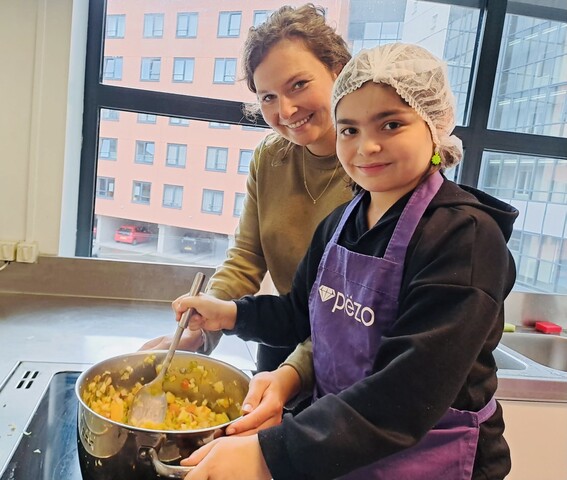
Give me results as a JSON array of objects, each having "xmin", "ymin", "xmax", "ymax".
[{"xmin": 141, "ymin": 4, "xmax": 352, "ymax": 375}]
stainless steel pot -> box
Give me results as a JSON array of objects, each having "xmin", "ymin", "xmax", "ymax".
[{"xmin": 76, "ymin": 351, "xmax": 250, "ymax": 479}]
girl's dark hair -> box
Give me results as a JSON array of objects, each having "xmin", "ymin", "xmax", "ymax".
[{"xmin": 242, "ymin": 4, "xmax": 351, "ymax": 94}]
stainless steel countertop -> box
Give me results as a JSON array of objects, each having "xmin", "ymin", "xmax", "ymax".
[
  {"xmin": 1, "ymin": 290, "xmax": 566, "ymax": 404},
  {"xmin": 0, "ymin": 292, "xmax": 257, "ymax": 384}
]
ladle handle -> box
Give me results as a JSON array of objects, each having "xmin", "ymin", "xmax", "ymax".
[
  {"xmin": 160, "ymin": 272, "xmax": 206, "ymax": 376},
  {"xmin": 178, "ymin": 271, "xmax": 206, "ymax": 329}
]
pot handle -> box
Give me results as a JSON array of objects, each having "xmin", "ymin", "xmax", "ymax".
[{"xmin": 139, "ymin": 447, "xmax": 194, "ymax": 479}]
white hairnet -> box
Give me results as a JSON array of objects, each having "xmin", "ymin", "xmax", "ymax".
[{"xmin": 332, "ymin": 43, "xmax": 463, "ymax": 168}]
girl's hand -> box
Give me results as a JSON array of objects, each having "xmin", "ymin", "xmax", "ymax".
[
  {"xmin": 226, "ymin": 366, "xmax": 301, "ymax": 436},
  {"xmin": 182, "ymin": 435, "xmax": 271, "ymax": 480},
  {"xmin": 172, "ymin": 293, "xmax": 237, "ymax": 332}
]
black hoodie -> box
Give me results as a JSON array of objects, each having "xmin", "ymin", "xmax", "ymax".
[{"xmin": 232, "ymin": 177, "xmax": 518, "ymax": 480}]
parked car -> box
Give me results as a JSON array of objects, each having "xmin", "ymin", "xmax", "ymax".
[
  {"xmin": 114, "ymin": 225, "xmax": 152, "ymax": 245},
  {"xmin": 180, "ymin": 231, "xmax": 214, "ymax": 254}
]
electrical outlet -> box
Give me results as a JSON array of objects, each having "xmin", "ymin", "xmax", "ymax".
[
  {"xmin": 16, "ymin": 242, "xmax": 39, "ymax": 263},
  {"xmin": 0, "ymin": 241, "xmax": 18, "ymax": 261}
]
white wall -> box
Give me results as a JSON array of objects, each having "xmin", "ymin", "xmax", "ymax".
[{"xmin": 0, "ymin": 0, "xmax": 86, "ymax": 256}]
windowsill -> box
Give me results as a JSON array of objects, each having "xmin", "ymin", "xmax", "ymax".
[{"xmin": 0, "ymin": 256, "xmax": 215, "ymax": 302}]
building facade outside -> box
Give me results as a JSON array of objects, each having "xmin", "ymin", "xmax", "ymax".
[{"xmin": 91, "ymin": 0, "xmax": 566, "ymax": 293}]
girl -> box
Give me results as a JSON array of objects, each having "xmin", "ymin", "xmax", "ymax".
[{"xmin": 176, "ymin": 43, "xmax": 517, "ymax": 480}]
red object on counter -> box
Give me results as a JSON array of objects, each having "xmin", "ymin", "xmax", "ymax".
[{"xmin": 534, "ymin": 321, "xmax": 562, "ymax": 334}]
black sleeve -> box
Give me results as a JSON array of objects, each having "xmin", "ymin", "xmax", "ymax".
[
  {"xmin": 258, "ymin": 207, "xmax": 515, "ymax": 480},
  {"xmin": 224, "ymin": 206, "xmax": 347, "ymax": 347}
]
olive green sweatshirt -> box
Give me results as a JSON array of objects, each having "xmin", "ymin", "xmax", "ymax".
[{"xmin": 205, "ymin": 133, "xmax": 352, "ymax": 385}]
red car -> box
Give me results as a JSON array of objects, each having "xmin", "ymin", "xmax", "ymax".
[{"xmin": 114, "ymin": 225, "xmax": 152, "ymax": 245}]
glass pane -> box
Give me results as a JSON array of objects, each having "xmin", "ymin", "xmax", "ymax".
[
  {"xmin": 488, "ymin": 12, "xmax": 567, "ymax": 137},
  {"xmin": 93, "ymin": 109, "xmax": 268, "ymax": 265},
  {"xmin": 478, "ymin": 151, "xmax": 567, "ymax": 293},
  {"xmin": 102, "ymin": 0, "xmax": 480, "ymax": 125}
]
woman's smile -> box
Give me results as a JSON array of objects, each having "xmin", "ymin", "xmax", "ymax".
[{"xmin": 282, "ymin": 113, "xmax": 313, "ymax": 130}]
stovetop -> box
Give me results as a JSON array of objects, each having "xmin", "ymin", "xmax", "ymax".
[{"xmin": 0, "ymin": 361, "xmax": 89, "ymax": 479}]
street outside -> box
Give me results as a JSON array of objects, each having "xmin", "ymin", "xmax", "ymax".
[{"xmin": 93, "ymin": 239, "xmax": 228, "ymax": 268}]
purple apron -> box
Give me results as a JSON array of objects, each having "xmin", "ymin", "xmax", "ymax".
[{"xmin": 309, "ymin": 172, "xmax": 496, "ymax": 480}]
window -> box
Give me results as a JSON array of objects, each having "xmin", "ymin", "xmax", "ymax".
[
  {"xmin": 172, "ymin": 58, "xmax": 194, "ymax": 82},
  {"xmin": 242, "ymin": 125, "xmax": 267, "ymax": 132},
  {"xmin": 218, "ymin": 12, "xmax": 241, "ymax": 37},
  {"xmin": 253, "ymin": 11, "xmax": 272, "ymax": 27},
  {"xmin": 177, "ymin": 12, "xmax": 198, "ymax": 38},
  {"xmin": 99, "ymin": 138, "xmax": 117, "ymax": 160},
  {"xmin": 209, "ymin": 122, "xmax": 230, "ymax": 129},
  {"xmin": 135, "ymin": 141, "xmax": 155, "ymax": 164},
  {"xmin": 166, "ymin": 143, "xmax": 187, "ymax": 167},
  {"xmin": 96, "ymin": 177, "xmax": 115, "ymax": 199},
  {"xmin": 141, "ymin": 57, "xmax": 161, "ymax": 81},
  {"xmin": 106, "ymin": 14, "xmax": 125, "ymax": 38},
  {"xmin": 233, "ymin": 193, "xmax": 245, "ymax": 216},
  {"xmin": 350, "ymin": 19, "xmax": 403, "ymax": 54},
  {"xmin": 489, "ymin": 14, "xmax": 567, "ymax": 138},
  {"xmin": 137, "ymin": 113, "xmax": 157, "ymax": 124},
  {"xmin": 479, "ymin": 152, "xmax": 567, "ymax": 292},
  {"xmin": 206, "ymin": 147, "xmax": 228, "ymax": 171},
  {"xmin": 144, "ymin": 13, "xmax": 164, "ymax": 38},
  {"xmin": 101, "ymin": 109, "xmax": 119, "ymax": 121},
  {"xmin": 238, "ymin": 149, "xmax": 253, "ymax": 174},
  {"xmin": 213, "ymin": 58, "xmax": 236, "ymax": 84},
  {"xmin": 103, "ymin": 56, "xmax": 122, "ymax": 80},
  {"xmin": 202, "ymin": 189, "xmax": 224, "ymax": 214},
  {"xmin": 78, "ymin": 1, "xmax": 567, "ymax": 291},
  {"xmin": 132, "ymin": 181, "xmax": 151, "ymax": 204},
  {"xmin": 163, "ymin": 185, "xmax": 183, "ymax": 209},
  {"xmin": 169, "ymin": 117, "xmax": 189, "ymax": 126}
]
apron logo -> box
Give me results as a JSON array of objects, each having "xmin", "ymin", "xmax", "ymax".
[
  {"xmin": 318, "ymin": 285, "xmax": 336, "ymax": 302},
  {"xmin": 320, "ymin": 284, "xmax": 375, "ymax": 327}
]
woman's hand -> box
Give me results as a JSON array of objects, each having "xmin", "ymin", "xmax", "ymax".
[
  {"xmin": 139, "ymin": 328, "xmax": 204, "ymax": 351},
  {"xmin": 172, "ymin": 293, "xmax": 237, "ymax": 332},
  {"xmin": 226, "ymin": 365, "xmax": 301, "ymax": 436},
  {"xmin": 182, "ymin": 435, "xmax": 271, "ymax": 480}
]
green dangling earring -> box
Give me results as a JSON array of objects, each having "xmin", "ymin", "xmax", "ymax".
[{"xmin": 431, "ymin": 150, "xmax": 441, "ymax": 166}]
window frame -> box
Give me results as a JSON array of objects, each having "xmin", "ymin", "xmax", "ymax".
[
  {"xmin": 98, "ymin": 137, "xmax": 117, "ymax": 160},
  {"xmin": 106, "ymin": 14, "xmax": 125, "ymax": 38},
  {"xmin": 205, "ymin": 146, "xmax": 229, "ymax": 172},
  {"xmin": 76, "ymin": 0, "xmax": 567, "ymax": 260},
  {"xmin": 140, "ymin": 57, "xmax": 161, "ymax": 82},
  {"xmin": 213, "ymin": 58, "xmax": 237, "ymax": 84},
  {"xmin": 238, "ymin": 149, "xmax": 253, "ymax": 174},
  {"xmin": 163, "ymin": 184, "xmax": 184, "ymax": 209},
  {"xmin": 201, "ymin": 189, "xmax": 224, "ymax": 214},
  {"xmin": 166, "ymin": 143, "xmax": 187, "ymax": 168},
  {"xmin": 135, "ymin": 140, "xmax": 155, "ymax": 165},
  {"xmin": 176, "ymin": 12, "xmax": 198, "ymax": 38},
  {"xmin": 96, "ymin": 176, "xmax": 115, "ymax": 199},
  {"xmin": 217, "ymin": 11, "xmax": 242, "ymax": 37},
  {"xmin": 172, "ymin": 57, "xmax": 195, "ymax": 83},
  {"xmin": 143, "ymin": 13, "xmax": 164, "ymax": 38},
  {"xmin": 233, "ymin": 192, "xmax": 245, "ymax": 216},
  {"xmin": 132, "ymin": 180, "xmax": 152, "ymax": 204},
  {"xmin": 102, "ymin": 56, "xmax": 123, "ymax": 80}
]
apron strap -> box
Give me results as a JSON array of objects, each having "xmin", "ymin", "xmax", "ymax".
[{"xmin": 477, "ymin": 397, "xmax": 497, "ymax": 424}]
